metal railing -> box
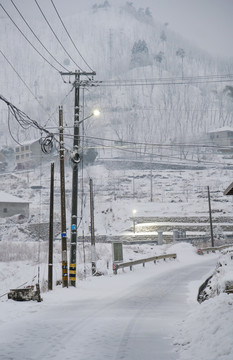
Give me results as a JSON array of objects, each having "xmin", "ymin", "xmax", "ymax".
[
  {"xmin": 197, "ymin": 244, "xmax": 233, "ymax": 255},
  {"xmin": 113, "ymin": 253, "xmax": 177, "ymax": 274}
]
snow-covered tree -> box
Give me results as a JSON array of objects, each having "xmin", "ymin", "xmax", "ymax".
[
  {"xmin": 92, "ymin": 1, "xmax": 110, "ymax": 12},
  {"xmin": 176, "ymin": 48, "xmax": 185, "ymax": 78},
  {"xmin": 160, "ymin": 30, "xmax": 167, "ymax": 43},
  {"xmin": 130, "ymin": 40, "xmax": 152, "ymax": 68},
  {"xmin": 155, "ymin": 51, "xmax": 164, "ymax": 63}
]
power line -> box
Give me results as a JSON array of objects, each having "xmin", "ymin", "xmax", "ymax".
[
  {"xmin": 51, "ymin": 129, "xmax": 233, "ymax": 153},
  {"xmin": 52, "ymin": 131, "xmax": 233, "ymax": 167},
  {"xmin": 0, "ymin": 48, "xmax": 73, "ymax": 126},
  {"xmin": 10, "ymin": 0, "xmax": 69, "ymax": 72},
  {"xmin": 0, "ymin": 3, "xmax": 62, "ymax": 73},
  {"xmin": 98, "ymin": 79, "xmax": 233, "ymax": 87},
  {"xmin": 97, "ymin": 74, "xmax": 233, "ymax": 87},
  {"xmin": 34, "ymin": 0, "xmax": 84, "ymax": 72},
  {"xmin": 50, "ymin": 0, "xmax": 94, "ymax": 72},
  {"xmin": 81, "ymin": 134, "xmax": 231, "ymax": 151},
  {"xmin": 0, "ymin": 94, "xmax": 68, "ymax": 153},
  {"xmin": 42, "ymin": 84, "xmax": 75, "ymax": 128},
  {"xmin": 0, "ymin": 48, "xmax": 46, "ymax": 110},
  {"xmin": 80, "ymin": 140, "xmax": 233, "ymax": 168},
  {"xmin": 102, "ymin": 73, "xmax": 233, "ymax": 84}
]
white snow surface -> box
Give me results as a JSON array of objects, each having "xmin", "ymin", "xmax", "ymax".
[
  {"xmin": 0, "ymin": 242, "xmax": 233, "ymax": 360},
  {"xmin": 0, "ymin": 190, "xmax": 30, "ymax": 203}
]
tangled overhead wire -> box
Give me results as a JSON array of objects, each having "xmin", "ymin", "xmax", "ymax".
[
  {"xmin": 0, "ymin": 94, "xmax": 56, "ymax": 153},
  {"xmin": 40, "ymin": 134, "xmax": 54, "ymax": 154}
]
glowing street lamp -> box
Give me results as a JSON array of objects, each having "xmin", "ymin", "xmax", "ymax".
[
  {"xmin": 93, "ymin": 109, "xmax": 100, "ymax": 117},
  {"xmin": 78, "ymin": 109, "xmax": 100, "ymax": 125}
]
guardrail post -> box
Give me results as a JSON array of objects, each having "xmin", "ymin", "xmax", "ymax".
[
  {"xmin": 158, "ymin": 230, "xmax": 163, "ymax": 245},
  {"xmin": 143, "ymin": 262, "xmax": 145, "ymax": 267},
  {"xmin": 173, "ymin": 229, "xmax": 179, "ymax": 241},
  {"xmin": 130, "ymin": 265, "xmax": 133, "ymax": 271},
  {"xmin": 113, "ymin": 263, "xmax": 118, "ymax": 275}
]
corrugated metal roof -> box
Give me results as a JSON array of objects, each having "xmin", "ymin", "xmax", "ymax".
[{"xmin": 14, "ymin": 138, "xmax": 41, "ymax": 147}]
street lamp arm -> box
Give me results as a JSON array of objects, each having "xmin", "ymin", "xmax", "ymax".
[
  {"xmin": 78, "ymin": 109, "xmax": 100, "ymax": 125},
  {"xmin": 78, "ymin": 113, "xmax": 93, "ymax": 125}
]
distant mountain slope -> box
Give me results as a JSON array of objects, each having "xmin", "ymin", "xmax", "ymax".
[{"xmin": 0, "ymin": 1, "xmax": 232, "ymax": 148}]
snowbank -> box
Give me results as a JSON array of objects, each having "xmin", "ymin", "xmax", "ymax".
[{"xmin": 174, "ymin": 249, "xmax": 233, "ymax": 360}]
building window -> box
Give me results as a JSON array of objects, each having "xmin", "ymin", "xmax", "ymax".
[
  {"xmin": 21, "ymin": 154, "xmax": 24, "ymax": 159},
  {"xmin": 16, "ymin": 155, "xmax": 20, "ymax": 160},
  {"xmin": 15, "ymin": 147, "xmax": 20, "ymax": 153},
  {"xmin": 26, "ymin": 153, "xmax": 30, "ymax": 158},
  {"xmin": 3, "ymin": 208, "xmax": 7, "ymax": 213},
  {"xmin": 21, "ymin": 146, "xmax": 24, "ymax": 151},
  {"xmin": 25, "ymin": 145, "xmax": 29, "ymax": 151}
]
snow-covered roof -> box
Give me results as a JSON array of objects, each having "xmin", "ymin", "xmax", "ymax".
[
  {"xmin": 14, "ymin": 138, "xmax": 41, "ymax": 147},
  {"xmin": 207, "ymin": 126, "xmax": 233, "ymax": 134},
  {"xmin": 0, "ymin": 191, "xmax": 29, "ymax": 203}
]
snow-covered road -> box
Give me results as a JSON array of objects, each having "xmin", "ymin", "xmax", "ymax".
[{"xmin": 0, "ymin": 256, "xmax": 217, "ymax": 360}]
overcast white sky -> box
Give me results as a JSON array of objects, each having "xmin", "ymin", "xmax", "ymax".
[
  {"xmin": 142, "ymin": 0, "xmax": 233, "ymax": 58},
  {"xmin": 1, "ymin": 0, "xmax": 233, "ymax": 59}
]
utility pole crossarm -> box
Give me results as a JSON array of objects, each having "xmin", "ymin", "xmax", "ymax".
[{"xmin": 60, "ymin": 71, "xmax": 96, "ymax": 76}]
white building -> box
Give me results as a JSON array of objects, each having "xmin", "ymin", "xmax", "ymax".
[
  {"xmin": 0, "ymin": 191, "xmax": 30, "ymax": 218},
  {"xmin": 14, "ymin": 138, "xmax": 42, "ymax": 170},
  {"xmin": 207, "ymin": 127, "xmax": 233, "ymax": 149}
]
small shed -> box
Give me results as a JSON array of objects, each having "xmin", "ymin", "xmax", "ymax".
[
  {"xmin": 0, "ymin": 191, "xmax": 30, "ymax": 218},
  {"xmin": 207, "ymin": 127, "xmax": 233, "ymax": 149}
]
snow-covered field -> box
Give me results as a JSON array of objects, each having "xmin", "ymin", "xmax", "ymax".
[
  {"xmin": 1, "ymin": 160, "xmax": 233, "ymax": 359},
  {"xmin": 0, "ymin": 241, "xmax": 233, "ymax": 360}
]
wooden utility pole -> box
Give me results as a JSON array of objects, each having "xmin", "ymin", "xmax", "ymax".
[
  {"xmin": 90, "ymin": 178, "xmax": 96, "ymax": 275},
  {"xmin": 69, "ymin": 71, "xmax": 80, "ymax": 286},
  {"xmin": 48, "ymin": 162, "xmax": 54, "ymax": 291},
  {"xmin": 59, "ymin": 106, "xmax": 68, "ymax": 287},
  {"xmin": 60, "ymin": 70, "xmax": 96, "ymax": 286},
  {"xmin": 207, "ymin": 186, "xmax": 214, "ymax": 247}
]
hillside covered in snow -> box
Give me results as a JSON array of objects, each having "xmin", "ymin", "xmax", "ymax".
[{"xmin": 0, "ymin": 0, "xmax": 233, "ymax": 150}]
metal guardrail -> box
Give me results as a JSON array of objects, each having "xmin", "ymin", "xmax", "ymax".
[
  {"xmin": 177, "ymin": 236, "xmax": 210, "ymax": 242},
  {"xmin": 113, "ymin": 253, "xmax": 177, "ymax": 274},
  {"xmin": 197, "ymin": 244, "xmax": 233, "ymax": 255}
]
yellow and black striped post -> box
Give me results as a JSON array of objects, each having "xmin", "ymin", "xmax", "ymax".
[
  {"xmin": 62, "ymin": 261, "xmax": 68, "ymax": 281},
  {"xmin": 69, "ymin": 263, "xmax": 76, "ymax": 283},
  {"xmin": 61, "ymin": 238, "xmax": 68, "ymax": 286}
]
